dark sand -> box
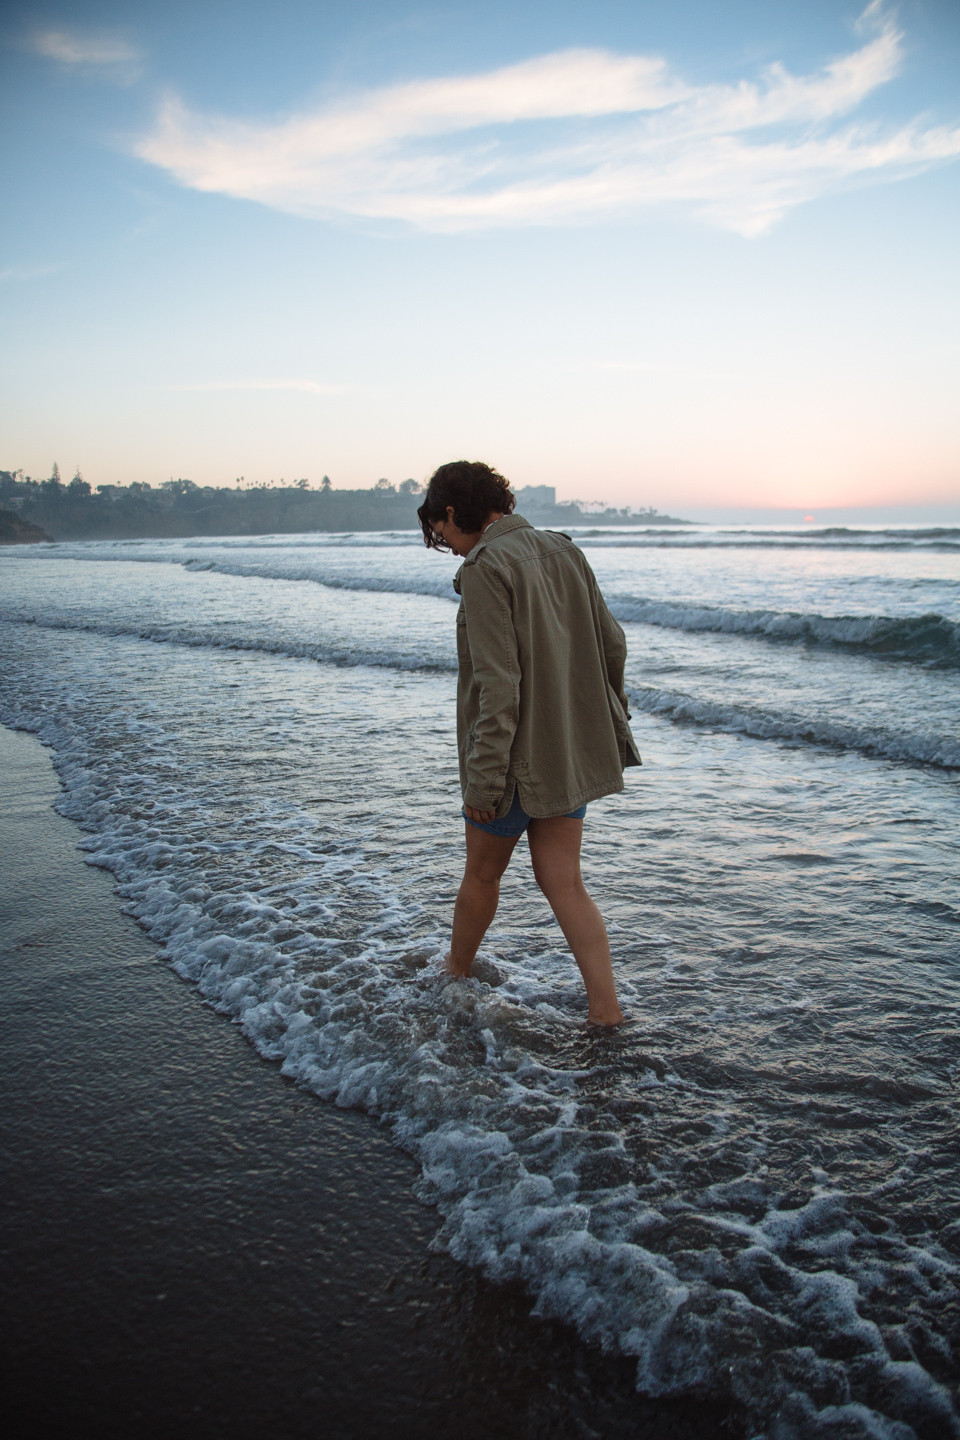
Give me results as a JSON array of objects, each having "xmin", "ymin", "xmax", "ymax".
[{"xmin": 0, "ymin": 724, "xmax": 740, "ymax": 1439}]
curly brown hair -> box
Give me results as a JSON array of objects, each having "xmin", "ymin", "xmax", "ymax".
[{"xmin": 417, "ymin": 460, "xmax": 515, "ymax": 550}]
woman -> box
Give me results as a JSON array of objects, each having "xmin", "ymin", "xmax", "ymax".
[{"xmin": 418, "ymin": 461, "xmax": 641, "ymax": 1026}]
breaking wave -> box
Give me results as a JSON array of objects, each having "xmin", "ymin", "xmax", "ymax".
[
  {"xmin": 136, "ymin": 559, "xmax": 960, "ymax": 670},
  {"xmin": 176, "ymin": 559, "xmax": 960, "ymax": 670},
  {"xmin": 4, "ymin": 612, "xmax": 454, "ymax": 674},
  {"xmin": 5, "ymin": 613, "xmax": 958, "ymax": 773},
  {"xmin": 11, "ymin": 542, "xmax": 959, "ymax": 671},
  {"xmin": 181, "ymin": 554, "xmax": 456, "ymax": 601},
  {"xmin": 173, "ymin": 558, "xmax": 960, "ymax": 670},
  {"xmin": 607, "ymin": 600, "xmax": 960, "ymax": 669},
  {"xmin": 573, "ymin": 526, "xmax": 960, "ymax": 553},
  {"xmin": 628, "ymin": 685, "xmax": 960, "ymax": 771}
]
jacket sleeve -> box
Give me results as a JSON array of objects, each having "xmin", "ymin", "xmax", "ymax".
[
  {"xmin": 592, "ymin": 577, "xmax": 631, "ymax": 717},
  {"xmin": 459, "ymin": 561, "xmax": 520, "ymax": 810}
]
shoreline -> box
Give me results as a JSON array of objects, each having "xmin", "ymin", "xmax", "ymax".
[{"xmin": 0, "ymin": 723, "xmax": 738, "ymax": 1440}]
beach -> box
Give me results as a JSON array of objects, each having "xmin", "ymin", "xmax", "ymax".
[
  {"xmin": 0, "ymin": 723, "xmax": 733, "ymax": 1440},
  {"xmin": 1, "ymin": 524, "xmax": 958, "ymax": 1438}
]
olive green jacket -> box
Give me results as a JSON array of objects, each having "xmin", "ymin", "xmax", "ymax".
[{"xmin": 453, "ymin": 514, "xmax": 641, "ymax": 817}]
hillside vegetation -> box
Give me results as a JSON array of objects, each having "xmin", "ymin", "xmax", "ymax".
[{"xmin": 0, "ymin": 468, "xmax": 689, "ymax": 542}]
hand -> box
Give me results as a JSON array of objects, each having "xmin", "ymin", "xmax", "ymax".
[{"xmin": 464, "ymin": 805, "xmax": 496, "ymax": 825}]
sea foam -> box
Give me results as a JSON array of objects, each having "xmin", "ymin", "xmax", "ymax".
[{"xmin": 1, "ymin": 622, "xmax": 957, "ymax": 1440}]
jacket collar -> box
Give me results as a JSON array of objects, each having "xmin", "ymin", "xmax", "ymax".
[{"xmin": 452, "ymin": 512, "xmax": 531, "ymax": 593}]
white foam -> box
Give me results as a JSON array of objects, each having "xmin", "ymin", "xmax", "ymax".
[
  {"xmin": 627, "ymin": 684, "xmax": 960, "ymax": 771},
  {"xmin": 9, "ymin": 724, "xmax": 953, "ymax": 1439},
  {"xmin": 3, "ymin": 572, "xmax": 959, "ymax": 1440}
]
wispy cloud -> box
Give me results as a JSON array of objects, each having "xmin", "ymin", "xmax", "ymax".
[
  {"xmin": 132, "ymin": 4, "xmax": 960, "ymax": 235},
  {"xmin": 30, "ymin": 28, "xmax": 141, "ymax": 82},
  {"xmin": 173, "ymin": 379, "xmax": 347, "ymax": 396},
  {"xmin": 0, "ymin": 262, "xmax": 67, "ymax": 282}
]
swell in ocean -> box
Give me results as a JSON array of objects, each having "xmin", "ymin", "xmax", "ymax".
[
  {"xmin": 184, "ymin": 556, "xmax": 960, "ymax": 669},
  {"xmin": 8, "ymin": 611, "xmax": 960, "ymax": 773},
  {"xmin": 27, "ymin": 525, "xmax": 960, "ymax": 553},
  {"xmin": 628, "ymin": 683, "xmax": 960, "ymax": 771},
  {"xmin": 18, "ymin": 535, "xmax": 960, "ymax": 668},
  {"xmin": 607, "ymin": 599, "xmax": 960, "ymax": 668},
  {"xmin": 575, "ymin": 526, "xmax": 960, "ymax": 553},
  {"xmin": 161, "ymin": 556, "xmax": 960, "ymax": 670}
]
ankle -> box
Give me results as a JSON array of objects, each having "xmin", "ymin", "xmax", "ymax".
[
  {"xmin": 445, "ymin": 950, "xmax": 474, "ymax": 978},
  {"xmin": 587, "ymin": 1006, "xmax": 624, "ymax": 1027}
]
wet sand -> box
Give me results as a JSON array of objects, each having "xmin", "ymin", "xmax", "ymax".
[{"xmin": 0, "ymin": 724, "xmax": 741, "ymax": 1440}]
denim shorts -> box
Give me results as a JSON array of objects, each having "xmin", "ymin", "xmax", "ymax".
[{"xmin": 463, "ymin": 786, "xmax": 587, "ymax": 837}]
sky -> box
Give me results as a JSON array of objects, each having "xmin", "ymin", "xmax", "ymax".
[{"xmin": 1, "ymin": 0, "xmax": 959, "ymax": 515}]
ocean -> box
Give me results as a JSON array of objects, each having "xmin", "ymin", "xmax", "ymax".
[{"xmin": 1, "ymin": 522, "xmax": 958, "ymax": 1439}]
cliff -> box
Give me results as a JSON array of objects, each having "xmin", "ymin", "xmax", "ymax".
[{"xmin": 0, "ymin": 507, "xmax": 54, "ymax": 545}]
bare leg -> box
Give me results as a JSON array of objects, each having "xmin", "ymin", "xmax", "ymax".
[
  {"xmin": 527, "ymin": 818, "xmax": 623, "ymax": 1025},
  {"xmin": 448, "ymin": 823, "xmax": 520, "ymax": 976}
]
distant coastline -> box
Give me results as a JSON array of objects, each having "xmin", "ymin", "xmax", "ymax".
[
  {"xmin": 0, "ymin": 472, "xmax": 692, "ymax": 542},
  {"xmin": 0, "ymin": 507, "xmax": 53, "ymax": 546}
]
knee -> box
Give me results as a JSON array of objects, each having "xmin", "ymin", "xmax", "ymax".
[
  {"xmin": 532, "ymin": 864, "xmax": 582, "ymax": 903},
  {"xmin": 464, "ymin": 859, "xmax": 508, "ymax": 888}
]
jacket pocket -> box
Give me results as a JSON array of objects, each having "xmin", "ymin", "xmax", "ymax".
[{"xmin": 456, "ymin": 605, "xmax": 470, "ymax": 663}]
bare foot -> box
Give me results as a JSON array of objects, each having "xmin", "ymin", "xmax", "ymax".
[
  {"xmin": 586, "ymin": 1008, "xmax": 626, "ymax": 1028},
  {"xmin": 443, "ymin": 951, "xmax": 473, "ymax": 979}
]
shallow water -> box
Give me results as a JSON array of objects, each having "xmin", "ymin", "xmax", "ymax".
[{"xmin": 2, "ymin": 524, "xmax": 958, "ymax": 1439}]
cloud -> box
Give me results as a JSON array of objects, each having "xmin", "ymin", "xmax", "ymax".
[
  {"xmin": 30, "ymin": 29, "xmax": 141, "ymax": 81},
  {"xmin": 174, "ymin": 380, "xmax": 346, "ymax": 396},
  {"xmin": 0, "ymin": 262, "xmax": 67, "ymax": 282},
  {"xmin": 133, "ymin": 5, "xmax": 960, "ymax": 235}
]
